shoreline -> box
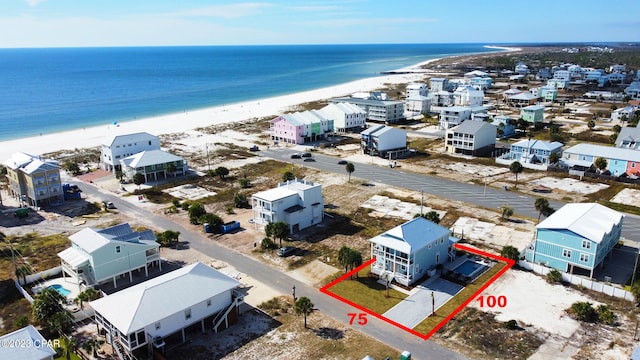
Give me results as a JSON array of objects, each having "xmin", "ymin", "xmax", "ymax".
[{"xmin": 0, "ymin": 46, "xmax": 519, "ymax": 161}]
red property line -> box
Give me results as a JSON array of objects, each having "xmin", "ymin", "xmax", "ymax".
[{"xmin": 319, "ymin": 243, "xmax": 516, "ymax": 340}]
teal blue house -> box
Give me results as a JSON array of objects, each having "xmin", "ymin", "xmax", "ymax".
[
  {"xmin": 58, "ymin": 223, "xmax": 161, "ymax": 289},
  {"xmin": 526, "ymin": 203, "xmax": 623, "ymax": 278}
]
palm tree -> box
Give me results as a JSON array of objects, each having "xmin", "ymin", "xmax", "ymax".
[
  {"xmin": 62, "ymin": 336, "xmax": 77, "ymax": 360},
  {"xmin": 294, "ymin": 296, "xmax": 314, "ymax": 329},
  {"xmin": 534, "ymin": 197, "xmax": 550, "ymax": 223},
  {"xmin": 133, "ymin": 172, "xmax": 145, "ymax": 189},
  {"xmin": 350, "ymin": 251, "xmax": 363, "ymax": 278},
  {"xmin": 74, "ymin": 288, "xmax": 99, "ymax": 309},
  {"xmin": 338, "ymin": 246, "xmax": 354, "ymax": 274},
  {"xmin": 509, "ymin": 161, "xmax": 523, "ymax": 189},
  {"xmin": 82, "ymin": 337, "xmax": 105, "ymax": 358},
  {"xmin": 500, "ymin": 205, "xmax": 514, "ymax": 220},
  {"xmin": 15, "ymin": 265, "xmax": 32, "ymax": 285},
  {"xmin": 594, "ymin": 157, "xmax": 608, "ymax": 172},
  {"xmin": 345, "ymin": 162, "xmax": 355, "ymax": 183}
]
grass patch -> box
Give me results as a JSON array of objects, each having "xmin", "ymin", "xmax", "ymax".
[
  {"xmin": 328, "ymin": 271, "xmax": 407, "ymax": 314},
  {"xmin": 413, "ymin": 261, "xmax": 508, "ymax": 334}
]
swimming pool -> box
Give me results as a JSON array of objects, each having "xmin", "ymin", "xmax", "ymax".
[
  {"xmin": 48, "ymin": 284, "xmax": 71, "ymax": 297},
  {"xmin": 454, "ymin": 260, "xmax": 488, "ymax": 278}
]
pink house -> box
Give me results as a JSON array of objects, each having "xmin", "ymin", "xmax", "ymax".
[
  {"xmin": 270, "ymin": 111, "xmax": 335, "ymax": 145},
  {"xmin": 271, "ymin": 116, "xmax": 303, "ymax": 144}
]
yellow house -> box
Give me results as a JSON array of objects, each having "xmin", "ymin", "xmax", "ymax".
[{"xmin": 3, "ymin": 152, "xmax": 63, "ymax": 207}]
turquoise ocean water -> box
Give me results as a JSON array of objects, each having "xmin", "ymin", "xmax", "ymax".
[{"xmin": 0, "ymin": 44, "xmax": 500, "ymax": 141}]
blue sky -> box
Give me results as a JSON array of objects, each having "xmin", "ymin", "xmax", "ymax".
[{"xmin": 1, "ymin": 0, "xmax": 639, "ymax": 48}]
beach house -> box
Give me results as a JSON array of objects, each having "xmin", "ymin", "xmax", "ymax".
[
  {"xmin": 270, "ymin": 110, "xmax": 334, "ymax": 145},
  {"xmin": 406, "ymin": 83, "xmax": 428, "ymax": 97},
  {"xmin": 3, "ymin": 152, "xmax": 64, "ymax": 208},
  {"xmin": 0, "ymin": 325, "xmax": 56, "ymax": 360},
  {"xmin": 562, "ymin": 143, "xmax": 640, "ymax": 176},
  {"xmin": 58, "ymin": 223, "xmax": 161, "ymax": 289},
  {"xmin": 439, "ymin": 106, "xmax": 472, "ymax": 129},
  {"xmin": 429, "ymin": 78, "xmax": 450, "ymax": 92},
  {"xmin": 492, "ymin": 115, "xmax": 516, "ymax": 137},
  {"xmin": 520, "ymin": 105, "xmax": 545, "ymax": 124},
  {"xmin": 119, "ymin": 149, "xmax": 188, "ymax": 182},
  {"xmin": 318, "ymin": 102, "xmax": 367, "ymax": 133},
  {"xmin": 625, "ymin": 82, "xmax": 640, "ymax": 100},
  {"xmin": 360, "ymin": 125, "xmax": 407, "ymax": 158},
  {"xmin": 526, "ymin": 203, "xmax": 623, "ymax": 278},
  {"xmin": 369, "ymin": 217, "xmax": 456, "ymax": 286},
  {"xmin": 506, "ymin": 92, "xmax": 538, "ymax": 107},
  {"xmin": 251, "ymin": 179, "xmax": 324, "ymax": 233},
  {"xmin": 91, "ymin": 262, "xmax": 243, "ymax": 359},
  {"xmin": 331, "ymin": 93, "xmax": 405, "ymax": 123},
  {"xmin": 509, "ymin": 139, "xmax": 563, "ymax": 165},
  {"xmin": 101, "ymin": 132, "xmax": 161, "ymax": 173},
  {"xmin": 615, "ymin": 127, "xmax": 640, "ymax": 150},
  {"xmin": 611, "ymin": 105, "xmax": 638, "ymax": 123},
  {"xmin": 453, "ymin": 86, "xmax": 484, "ymax": 107},
  {"xmin": 444, "ymin": 121, "xmax": 496, "ymax": 157}
]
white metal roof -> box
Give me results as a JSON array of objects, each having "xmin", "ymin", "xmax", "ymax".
[
  {"xmin": 90, "ymin": 262, "xmax": 241, "ymax": 335},
  {"xmin": 103, "ymin": 132, "xmax": 158, "ymax": 147},
  {"xmin": 57, "ymin": 247, "xmax": 89, "ymax": 269},
  {"xmin": 511, "ymin": 139, "xmax": 563, "ymax": 151},
  {"xmin": 536, "ymin": 203, "xmax": 623, "ymax": 243},
  {"xmin": 120, "ymin": 150, "xmax": 183, "ymax": 168},
  {"xmin": 369, "ymin": 217, "xmax": 450, "ymax": 254},
  {"xmin": 564, "ymin": 143, "xmax": 640, "ymax": 162},
  {"xmin": 68, "ymin": 223, "xmax": 158, "ymax": 254},
  {"xmin": 252, "ymin": 187, "xmax": 298, "ymax": 202},
  {"xmin": 0, "ymin": 325, "xmax": 56, "ymax": 360}
]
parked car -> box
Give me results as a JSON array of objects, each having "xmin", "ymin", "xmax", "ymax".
[
  {"xmin": 103, "ymin": 201, "xmax": 116, "ymax": 209},
  {"xmin": 290, "ymin": 153, "xmax": 302, "ymax": 159},
  {"xmin": 277, "ymin": 246, "xmax": 297, "ymax": 257},
  {"xmin": 303, "ymin": 158, "xmax": 316, "ymax": 162},
  {"xmin": 249, "ymin": 145, "xmax": 260, "ymax": 152},
  {"xmin": 337, "ymin": 160, "xmax": 348, "ymax": 165},
  {"xmin": 301, "ymin": 152, "xmax": 312, "ymax": 158}
]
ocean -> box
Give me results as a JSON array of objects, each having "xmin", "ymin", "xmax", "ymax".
[{"xmin": 0, "ymin": 44, "xmax": 500, "ymax": 141}]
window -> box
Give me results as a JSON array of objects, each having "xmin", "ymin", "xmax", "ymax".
[
  {"xmin": 155, "ymin": 322, "xmax": 161, "ymax": 330},
  {"xmin": 185, "ymin": 308, "xmax": 192, "ymax": 320},
  {"xmin": 562, "ymin": 249, "xmax": 572, "ymax": 258},
  {"xmin": 148, "ymin": 141, "xmax": 152, "ymax": 146},
  {"xmin": 115, "ymin": 246, "xmax": 121, "ymax": 253},
  {"xmin": 428, "ymin": 243, "xmax": 432, "ymax": 250},
  {"xmin": 579, "ymin": 253, "xmax": 589, "ymax": 263},
  {"xmin": 581, "ymin": 240, "xmax": 591, "ymax": 249},
  {"xmin": 206, "ymin": 299, "xmax": 212, "ymax": 307}
]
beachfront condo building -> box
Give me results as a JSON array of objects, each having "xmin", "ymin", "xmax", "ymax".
[
  {"xmin": 331, "ymin": 93, "xmax": 405, "ymax": 124},
  {"xmin": 101, "ymin": 132, "xmax": 161, "ymax": 173},
  {"xmin": 3, "ymin": 152, "xmax": 64, "ymax": 208}
]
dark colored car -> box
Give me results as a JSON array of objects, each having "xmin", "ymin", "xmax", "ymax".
[
  {"xmin": 290, "ymin": 153, "xmax": 302, "ymax": 159},
  {"xmin": 303, "ymin": 158, "xmax": 316, "ymax": 162},
  {"xmin": 277, "ymin": 246, "xmax": 297, "ymax": 257},
  {"xmin": 337, "ymin": 160, "xmax": 348, "ymax": 165},
  {"xmin": 249, "ymin": 145, "xmax": 259, "ymax": 151},
  {"xmin": 301, "ymin": 152, "xmax": 312, "ymax": 158}
]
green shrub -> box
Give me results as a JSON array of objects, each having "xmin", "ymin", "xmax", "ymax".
[
  {"xmin": 570, "ymin": 301, "xmax": 597, "ymax": 322},
  {"xmin": 597, "ymin": 304, "xmax": 615, "ymax": 325},
  {"xmin": 261, "ymin": 237, "xmax": 276, "ymax": 250},
  {"xmin": 547, "ymin": 269, "xmax": 563, "ymax": 284},
  {"xmin": 503, "ymin": 319, "xmax": 519, "ymax": 330}
]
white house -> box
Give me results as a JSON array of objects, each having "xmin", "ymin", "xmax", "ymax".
[
  {"xmin": 332, "ymin": 93, "xmax": 405, "ymax": 123},
  {"xmin": 406, "ymin": 83, "xmax": 428, "ymax": 98},
  {"xmin": 251, "ymin": 179, "xmax": 324, "ymax": 233},
  {"xmin": 120, "ymin": 150, "xmax": 188, "ymax": 182},
  {"xmin": 547, "ymin": 78, "xmax": 570, "ymax": 89},
  {"xmin": 453, "ymin": 86, "xmax": 484, "ymax": 107},
  {"xmin": 370, "ymin": 217, "xmax": 456, "ymax": 286},
  {"xmin": 429, "ymin": 78, "xmax": 450, "ymax": 92},
  {"xmin": 515, "ymin": 62, "xmax": 529, "ymax": 75},
  {"xmin": 439, "ymin": 106, "xmax": 472, "ymax": 129},
  {"xmin": 405, "ymin": 95, "xmax": 431, "ymax": 114},
  {"xmin": 91, "ymin": 262, "xmax": 243, "ymax": 359},
  {"xmin": 611, "ymin": 105, "xmax": 638, "ymax": 122},
  {"xmin": 0, "ymin": 325, "xmax": 56, "ymax": 360},
  {"xmin": 58, "ymin": 223, "xmax": 161, "ymax": 289},
  {"xmin": 360, "ymin": 125, "xmax": 407, "ymax": 157},
  {"xmin": 101, "ymin": 132, "xmax": 161, "ymax": 173},
  {"xmin": 615, "ymin": 127, "xmax": 640, "ymax": 150},
  {"xmin": 444, "ymin": 121, "xmax": 497, "ymax": 156},
  {"xmin": 319, "ymin": 102, "xmax": 367, "ymax": 133},
  {"xmin": 553, "ymin": 70, "xmax": 571, "ymax": 82}
]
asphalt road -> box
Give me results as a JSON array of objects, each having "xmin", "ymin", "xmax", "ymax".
[
  {"xmin": 78, "ymin": 184, "xmax": 466, "ymax": 359},
  {"xmin": 266, "ymin": 148, "xmax": 640, "ymax": 241}
]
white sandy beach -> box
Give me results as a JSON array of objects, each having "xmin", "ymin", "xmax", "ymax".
[{"xmin": 0, "ymin": 48, "xmax": 519, "ymax": 161}]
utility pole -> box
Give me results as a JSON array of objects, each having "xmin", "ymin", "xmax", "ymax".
[{"xmin": 420, "ymin": 190, "xmax": 424, "ymax": 216}]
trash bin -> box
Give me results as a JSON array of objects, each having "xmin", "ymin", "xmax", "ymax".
[
  {"xmin": 204, "ymin": 223, "xmax": 211, "ymax": 233},
  {"xmin": 400, "ymin": 351, "xmax": 411, "ymax": 360}
]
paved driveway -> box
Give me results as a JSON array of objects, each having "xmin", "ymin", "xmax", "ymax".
[{"xmin": 383, "ymin": 277, "xmax": 464, "ymax": 329}]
